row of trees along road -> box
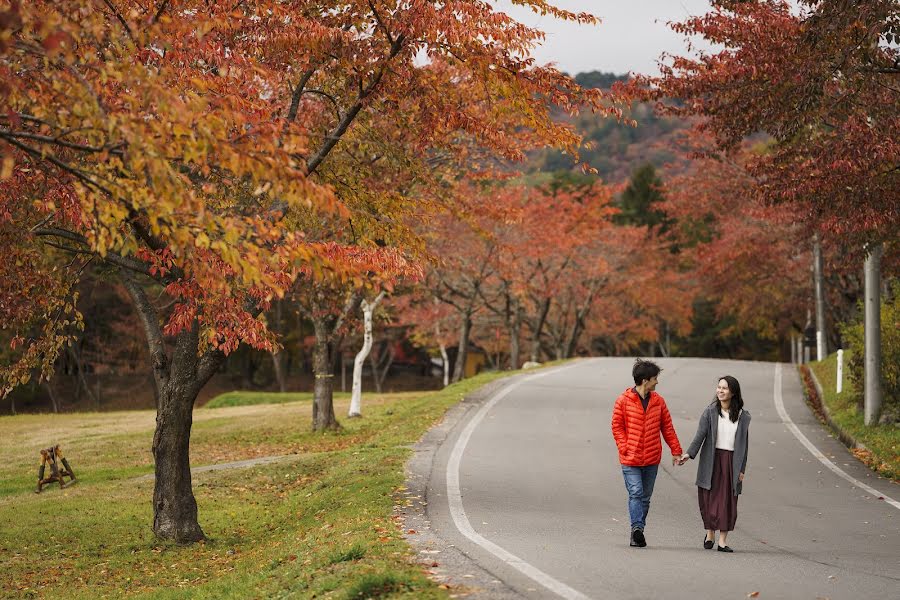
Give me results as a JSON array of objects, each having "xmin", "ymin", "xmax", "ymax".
[
  {"xmin": 0, "ymin": 2, "xmax": 622, "ymax": 542},
  {"xmin": 633, "ymin": 0, "xmax": 898, "ymax": 422}
]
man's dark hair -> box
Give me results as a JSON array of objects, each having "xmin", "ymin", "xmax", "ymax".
[{"xmin": 632, "ymin": 358, "xmax": 661, "ymax": 386}]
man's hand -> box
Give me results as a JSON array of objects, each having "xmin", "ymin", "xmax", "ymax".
[
  {"xmin": 677, "ymin": 453, "xmax": 690, "ymax": 466},
  {"xmin": 738, "ymin": 472, "xmax": 744, "ymax": 482}
]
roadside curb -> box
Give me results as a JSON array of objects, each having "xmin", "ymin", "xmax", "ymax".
[
  {"xmin": 799, "ymin": 364, "xmax": 867, "ymax": 452},
  {"xmin": 399, "ymin": 373, "xmax": 534, "ymax": 600}
]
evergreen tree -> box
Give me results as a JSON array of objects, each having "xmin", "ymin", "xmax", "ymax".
[{"xmin": 614, "ymin": 163, "xmax": 670, "ymax": 231}]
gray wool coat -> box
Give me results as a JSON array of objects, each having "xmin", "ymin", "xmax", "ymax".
[{"xmin": 686, "ymin": 403, "xmax": 751, "ymax": 496}]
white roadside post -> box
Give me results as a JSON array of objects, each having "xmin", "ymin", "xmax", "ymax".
[
  {"xmin": 816, "ymin": 331, "xmax": 824, "ymax": 362},
  {"xmin": 836, "ymin": 349, "xmax": 843, "ymax": 394}
]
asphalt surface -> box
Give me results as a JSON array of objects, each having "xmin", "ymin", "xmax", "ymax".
[{"xmin": 402, "ymin": 358, "xmax": 900, "ymax": 600}]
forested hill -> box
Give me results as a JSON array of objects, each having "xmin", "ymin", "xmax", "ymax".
[{"xmin": 528, "ymin": 71, "xmax": 692, "ymax": 183}]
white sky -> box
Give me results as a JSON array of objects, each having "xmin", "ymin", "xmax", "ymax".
[{"xmin": 492, "ymin": 1, "xmax": 716, "ymax": 76}]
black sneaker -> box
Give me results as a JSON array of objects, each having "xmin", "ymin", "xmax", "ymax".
[{"xmin": 631, "ymin": 528, "xmax": 646, "ymax": 547}]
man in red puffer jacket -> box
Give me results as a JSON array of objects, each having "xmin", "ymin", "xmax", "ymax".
[{"xmin": 611, "ymin": 358, "xmax": 683, "ymax": 548}]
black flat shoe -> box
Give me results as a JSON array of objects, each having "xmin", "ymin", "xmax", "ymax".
[
  {"xmin": 717, "ymin": 545, "xmax": 733, "ymax": 553},
  {"xmin": 631, "ymin": 528, "xmax": 646, "ymax": 548},
  {"xmin": 703, "ymin": 536, "xmax": 714, "ymax": 550}
]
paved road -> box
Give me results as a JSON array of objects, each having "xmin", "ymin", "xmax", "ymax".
[{"xmin": 404, "ymin": 358, "xmax": 900, "ymax": 600}]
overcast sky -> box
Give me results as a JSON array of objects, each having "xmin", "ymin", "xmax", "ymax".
[{"xmin": 492, "ymin": 1, "xmax": 716, "ymax": 76}]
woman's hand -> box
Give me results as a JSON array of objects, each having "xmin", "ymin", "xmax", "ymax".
[{"xmin": 738, "ymin": 472, "xmax": 744, "ymax": 482}]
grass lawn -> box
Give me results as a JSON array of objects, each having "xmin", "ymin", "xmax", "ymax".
[
  {"xmin": 807, "ymin": 353, "xmax": 900, "ymax": 482},
  {"xmin": 204, "ymin": 391, "xmax": 351, "ymax": 409},
  {"xmin": 0, "ymin": 370, "xmax": 519, "ymax": 599}
]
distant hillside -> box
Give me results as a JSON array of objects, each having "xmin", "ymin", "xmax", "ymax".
[{"xmin": 530, "ymin": 71, "xmax": 692, "ymax": 183}]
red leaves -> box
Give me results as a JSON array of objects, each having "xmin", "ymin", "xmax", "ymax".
[{"xmin": 644, "ymin": 0, "xmax": 899, "ymax": 243}]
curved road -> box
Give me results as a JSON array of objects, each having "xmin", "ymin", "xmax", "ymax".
[{"xmin": 404, "ymin": 358, "xmax": 900, "ymax": 600}]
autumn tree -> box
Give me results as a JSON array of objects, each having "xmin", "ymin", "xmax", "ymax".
[
  {"xmin": 636, "ymin": 0, "xmax": 899, "ymax": 243},
  {"xmin": 630, "ymin": 0, "xmax": 899, "ymax": 360},
  {"xmin": 1, "ymin": 1, "xmax": 621, "ymax": 542}
]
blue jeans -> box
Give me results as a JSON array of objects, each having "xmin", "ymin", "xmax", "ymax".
[{"xmin": 621, "ymin": 464, "xmax": 659, "ymax": 530}]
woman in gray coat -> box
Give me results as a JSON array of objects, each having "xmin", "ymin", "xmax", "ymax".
[{"xmin": 679, "ymin": 375, "xmax": 750, "ymax": 553}]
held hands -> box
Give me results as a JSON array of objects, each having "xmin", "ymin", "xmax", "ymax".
[{"xmin": 673, "ymin": 453, "xmax": 690, "ymax": 466}]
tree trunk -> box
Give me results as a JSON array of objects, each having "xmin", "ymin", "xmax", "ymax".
[
  {"xmin": 121, "ymin": 274, "xmax": 223, "ymax": 544},
  {"xmin": 529, "ymin": 297, "xmax": 551, "ymax": 363},
  {"xmin": 439, "ymin": 342, "xmax": 449, "ymax": 387},
  {"xmin": 269, "ymin": 298, "xmax": 288, "ymax": 393},
  {"xmin": 270, "ymin": 351, "xmax": 287, "ymax": 393},
  {"xmin": 67, "ymin": 345, "xmax": 96, "ymax": 407},
  {"xmin": 43, "ymin": 381, "xmax": 59, "ymax": 413},
  {"xmin": 373, "ymin": 343, "xmax": 395, "ymax": 392},
  {"xmin": 506, "ymin": 298, "xmax": 522, "ymax": 370},
  {"xmin": 452, "ymin": 316, "xmax": 471, "ymax": 383},
  {"xmin": 152, "ymin": 377, "xmax": 204, "ymax": 543},
  {"xmin": 349, "ymin": 292, "xmax": 384, "ymax": 417},
  {"xmin": 312, "ymin": 319, "xmax": 339, "ymax": 431}
]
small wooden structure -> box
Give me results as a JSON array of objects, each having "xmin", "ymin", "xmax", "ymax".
[{"xmin": 36, "ymin": 445, "xmax": 76, "ymax": 493}]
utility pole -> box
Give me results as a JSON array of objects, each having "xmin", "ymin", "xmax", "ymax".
[
  {"xmin": 813, "ymin": 233, "xmax": 827, "ymax": 360},
  {"xmin": 864, "ymin": 244, "xmax": 882, "ymax": 426}
]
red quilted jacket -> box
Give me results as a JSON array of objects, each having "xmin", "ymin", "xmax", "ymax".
[{"xmin": 611, "ymin": 388, "xmax": 682, "ymax": 466}]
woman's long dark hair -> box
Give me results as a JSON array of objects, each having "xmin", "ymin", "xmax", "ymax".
[{"xmin": 714, "ymin": 375, "xmax": 744, "ymax": 422}]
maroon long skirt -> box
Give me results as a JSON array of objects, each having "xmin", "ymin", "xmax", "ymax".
[{"xmin": 698, "ymin": 448, "xmax": 739, "ymax": 531}]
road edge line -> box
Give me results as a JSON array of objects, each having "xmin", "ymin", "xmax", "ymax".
[
  {"xmin": 446, "ymin": 362, "xmax": 592, "ymax": 600},
  {"xmin": 773, "ymin": 363, "xmax": 900, "ymax": 510}
]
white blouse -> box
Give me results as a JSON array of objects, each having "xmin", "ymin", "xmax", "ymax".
[{"xmin": 715, "ymin": 409, "xmax": 741, "ymax": 451}]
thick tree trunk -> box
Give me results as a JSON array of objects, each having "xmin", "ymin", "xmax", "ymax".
[
  {"xmin": 452, "ymin": 316, "xmax": 471, "ymax": 383},
  {"xmin": 312, "ymin": 321, "xmax": 339, "ymax": 431},
  {"xmin": 152, "ymin": 378, "xmax": 204, "ymax": 543},
  {"xmin": 121, "ymin": 274, "xmax": 222, "ymax": 544}
]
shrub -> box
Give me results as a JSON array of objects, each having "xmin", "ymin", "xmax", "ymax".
[{"xmin": 841, "ymin": 283, "xmax": 900, "ymax": 423}]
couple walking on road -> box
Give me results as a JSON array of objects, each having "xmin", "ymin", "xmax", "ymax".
[{"xmin": 611, "ymin": 359, "xmax": 751, "ymax": 552}]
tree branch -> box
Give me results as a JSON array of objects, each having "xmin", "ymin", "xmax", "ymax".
[
  {"xmin": 120, "ymin": 271, "xmax": 168, "ymax": 380},
  {"xmin": 102, "ymin": 0, "xmax": 134, "ymax": 39},
  {"xmin": 151, "ymin": 0, "xmax": 170, "ymax": 24},
  {"xmin": 305, "ymin": 33, "xmax": 407, "ymax": 175}
]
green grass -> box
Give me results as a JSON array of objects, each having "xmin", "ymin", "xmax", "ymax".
[
  {"xmin": 204, "ymin": 390, "xmax": 350, "ymax": 408},
  {"xmin": 0, "ymin": 369, "xmax": 521, "ymax": 599},
  {"xmin": 808, "ymin": 353, "xmax": 900, "ymax": 482}
]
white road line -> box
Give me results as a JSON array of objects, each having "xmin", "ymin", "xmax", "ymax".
[
  {"xmin": 773, "ymin": 363, "xmax": 900, "ymax": 510},
  {"xmin": 447, "ymin": 362, "xmax": 592, "ymax": 600}
]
